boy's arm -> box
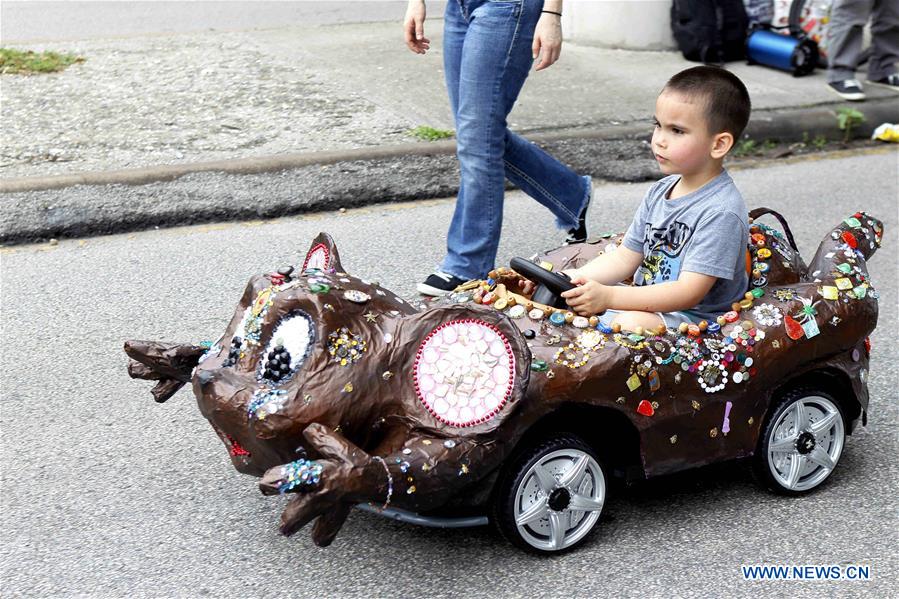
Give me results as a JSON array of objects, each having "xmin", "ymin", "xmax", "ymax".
[
  {"xmin": 568, "ymin": 245, "xmax": 643, "ymax": 285},
  {"xmin": 563, "ymin": 271, "xmax": 717, "ymax": 315}
]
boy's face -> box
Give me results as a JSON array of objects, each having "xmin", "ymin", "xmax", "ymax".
[{"xmin": 651, "ymin": 90, "xmax": 725, "ymax": 178}]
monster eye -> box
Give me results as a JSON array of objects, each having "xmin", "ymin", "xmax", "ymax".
[{"xmin": 258, "ymin": 310, "xmax": 315, "ymax": 385}]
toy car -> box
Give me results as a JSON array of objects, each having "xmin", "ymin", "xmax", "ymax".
[{"xmin": 125, "ymin": 209, "xmax": 882, "ymax": 554}]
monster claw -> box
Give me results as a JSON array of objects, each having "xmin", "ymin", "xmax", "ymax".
[{"xmin": 311, "ymin": 503, "xmax": 353, "ymax": 547}]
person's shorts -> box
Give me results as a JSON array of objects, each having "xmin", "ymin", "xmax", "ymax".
[{"xmin": 597, "ymin": 309, "xmax": 705, "ymax": 330}]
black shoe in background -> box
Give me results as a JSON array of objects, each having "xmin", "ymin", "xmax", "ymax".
[{"xmin": 417, "ymin": 271, "xmax": 466, "ymax": 296}]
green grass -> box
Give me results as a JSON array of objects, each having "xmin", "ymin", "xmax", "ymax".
[
  {"xmin": 836, "ymin": 107, "xmax": 865, "ymax": 143},
  {"xmin": 733, "ymin": 138, "xmax": 757, "ymax": 157},
  {"xmin": 0, "ymin": 48, "xmax": 85, "ymax": 74},
  {"xmin": 409, "ymin": 126, "xmax": 454, "ymax": 142}
]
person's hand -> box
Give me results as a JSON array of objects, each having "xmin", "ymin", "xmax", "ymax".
[
  {"xmin": 518, "ymin": 278, "xmax": 536, "ymax": 296},
  {"xmin": 532, "ymin": 12, "xmax": 562, "ymax": 71},
  {"xmin": 561, "ymin": 276, "xmax": 611, "ymax": 316},
  {"xmin": 404, "ymin": 0, "xmax": 430, "ymax": 54}
]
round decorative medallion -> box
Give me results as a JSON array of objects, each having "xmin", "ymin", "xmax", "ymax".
[{"xmin": 413, "ymin": 319, "xmax": 515, "ymax": 427}]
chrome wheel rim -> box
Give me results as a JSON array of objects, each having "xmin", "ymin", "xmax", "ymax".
[
  {"xmin": 513, "ymin": 448, "xmax": 605, "ymax": 551},
  {"xmin": 767, "ymin": 395, "xmax": 844, "ymax": 492}
]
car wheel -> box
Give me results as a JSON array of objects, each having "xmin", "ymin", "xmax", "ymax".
[
  {"xmin": 493, "ymin": 434, "xmax": 606, "ymax": 554},
  {"xmin": 753, "ymin": 387, "xmax": 846, "ymax": 495}
]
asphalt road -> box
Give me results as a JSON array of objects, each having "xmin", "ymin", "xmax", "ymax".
[{"xmin": 1, "ymin": 150, "xmax": 897, "ymax": 597}]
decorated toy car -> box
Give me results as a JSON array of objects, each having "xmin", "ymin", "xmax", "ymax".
[{"xmin": 125, "ymin": 209, "xmax": 882, "ymax": 554}]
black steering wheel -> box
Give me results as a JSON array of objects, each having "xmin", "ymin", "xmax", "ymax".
[{"xmin": 510, "ymin": 257, "xmax": 575, "ymax": 309}]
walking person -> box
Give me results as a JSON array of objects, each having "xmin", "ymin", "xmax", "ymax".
[
  {"xmin": 404, "ymin": 0, "xmax": 593, "ymax": 296},
  {"xmin": 826, "ymin": 0, "xmax": 899, "ymax": 100}
]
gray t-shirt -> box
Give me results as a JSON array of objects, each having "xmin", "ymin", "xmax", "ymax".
[{"xmin": 622, "ymin": 170, "xmax": 749, "ymax": 321}]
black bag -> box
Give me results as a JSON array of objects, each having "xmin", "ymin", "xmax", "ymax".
[{"xmin": 671, "ymin": 0, "xmax": 750, "ymax": 64}]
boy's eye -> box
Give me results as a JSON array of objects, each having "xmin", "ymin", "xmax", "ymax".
[{"xmin": 672, "ymin": 127, "xmax": 684, "ymax": 135}]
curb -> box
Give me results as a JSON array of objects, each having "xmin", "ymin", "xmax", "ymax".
[
  {"xmin": 4, "ymin": 100, "xmax": 896, "ymax": 195},
  {"xmin": 1, "ymin": 100, "xmax": 896, "ymax": 246}
]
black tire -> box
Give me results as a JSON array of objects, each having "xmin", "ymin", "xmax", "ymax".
[
  {"xmin": 492, "ymin": 434, "xmax": 607, "ymax": 555},
  {"xmin": 753, "ymin": 387, "xmax": 847, "ymax": 496}
]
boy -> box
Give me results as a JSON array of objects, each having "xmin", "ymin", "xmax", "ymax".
[{"xmin": 561, "ymin": 66, "xmax": 751, "ymax": 332}]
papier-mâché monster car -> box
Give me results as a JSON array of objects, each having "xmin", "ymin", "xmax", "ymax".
[{"xmin": 125, "ymin": 209, "xmax": 882, "ymax": 554}]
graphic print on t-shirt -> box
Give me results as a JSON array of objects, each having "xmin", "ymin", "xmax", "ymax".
[{"xmin": 635, "ymin": 220, "xmax": 693, "ymax": 285}]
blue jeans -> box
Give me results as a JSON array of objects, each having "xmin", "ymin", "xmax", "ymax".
[{"xmin": 441, "ymin": 0, "xmax": 591, "ymax": 280}]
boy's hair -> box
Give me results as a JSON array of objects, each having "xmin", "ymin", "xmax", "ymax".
[{"xmin": 663, "ymin": 66, "xmax": 751, "ymax": 140}]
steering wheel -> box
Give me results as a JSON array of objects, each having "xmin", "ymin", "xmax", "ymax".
[{"xmin": 509, "ymin": 257, "xmax": 575, "ymax": 309}]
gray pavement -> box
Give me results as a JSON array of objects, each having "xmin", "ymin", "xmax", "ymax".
[{"xmin": 1, "ymin": 151, "xmax": 897, "ymax": 598}]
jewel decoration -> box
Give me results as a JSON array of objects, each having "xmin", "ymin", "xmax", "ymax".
[
  {"xmin": 784, "ymin": 314, "xmax": 805, "ymax": 340},
  {"xmin": 576, "ymin": 329, "xmax": 606, "ymax": 351},
  {"xmin": 328, "ymin": 327, "xmax": 367, "ymax": 366},
  {"xmin": 774, "ymin": 288, "xmax": 798, "ymax": 302},
  {"xmin": 801, "ymin": 318, "xmax": 820, "ymax": 339},
  {"xmin": 752, "ymin": 303, "xmax": 782, "ymax": 327},
  {"xmin": 636, "ymin": 399, "xmax": 654, "ymax": 416},
  {"xmin": 697, "ymin": 358, "xmax": 728, "ymax": 393},
  {"xmin": 413, "ymin": 319, "xmax": 516, "ymax": 427},
  {"xmin": 553, "ymin": 343, "xmax": 592, "ymax": 369},
  {"xmin": 344, "ymin": 290, "xmax": 371, "ymax": 303}
]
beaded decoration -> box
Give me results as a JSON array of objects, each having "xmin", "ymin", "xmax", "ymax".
[
  {"xmin": 302, "ymin": 243, "xmax": 330, "ymax": 271},
  {"xmin": 413, "ymin": 319, "xmax": 516, "ymax": 427}
]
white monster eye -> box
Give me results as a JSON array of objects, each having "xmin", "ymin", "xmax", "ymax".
[
  {"xmin": 258, "ymin": 310, "xmax": 315, "ymax": 385},
  {"xmin": 413, "ymin": 319, "xmax": 516, "ymax": 427}
]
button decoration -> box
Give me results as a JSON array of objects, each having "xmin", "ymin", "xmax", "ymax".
[{"xmin": 328, "ymin": 327, "xmax": 367, "ymax": 367}]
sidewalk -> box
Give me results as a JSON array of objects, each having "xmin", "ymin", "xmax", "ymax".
[{"xmin": 1, "ymin": 19, "xmax": 897, "ymax": 241}]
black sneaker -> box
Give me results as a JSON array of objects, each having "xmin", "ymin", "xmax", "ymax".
[
  {"xmin": 868, "ymin": 74, "xmax": 899, "ymax": 92},
  {"xmin": 417, "ymin": 271, "xmax": 466, "ymax": 296},
  {"xmin": 564, "ymin": 179, "xmax": 593, "ymax": 244},
  {"xmin": 827, "ymin": 79, "xmax": 865, "ymax": 101}
]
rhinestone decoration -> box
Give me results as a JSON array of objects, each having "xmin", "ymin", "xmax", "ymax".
[
  {"xmin": 247, "ymin": 388, "xmax": 288, "ymax": 420},
  {"xmin": 413, "ymin": 319, "xmax": 516, "ymax": 427},
  {"xmin": 277, "ymin": 459, "xmax": 323, "ymax": 494}
]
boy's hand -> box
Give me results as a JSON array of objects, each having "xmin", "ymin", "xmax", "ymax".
[
  {"xmin": 517, "ymin": 268, "xmax": 578, "ymax": 297},
  {"xmin": 561, "ymin": 276, "xmax": 611, "ymax": 316}
]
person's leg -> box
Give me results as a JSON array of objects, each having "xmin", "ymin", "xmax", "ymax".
[
  {"xmin": 867, "ymin": 0, "xmax": 899, "ymax": 82},
  {"xmin": 503, "ymin": 132, "xmax": 592, "ymax": 232},
  {"xmin": 827, "ymin": 0, "xmax": 875, "ymax": 82},
  {"xmin": 492, "ymin": 0, "xmax": 590, "ymax": 235},
  {"xmin": 440, "ymin": 0, "xmax": 536, "ymax": 280}
]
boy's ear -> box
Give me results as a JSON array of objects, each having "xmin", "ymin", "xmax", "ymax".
[{"xmin": 711, "ymin": 131, "xmax": 734, "ymax": 159}]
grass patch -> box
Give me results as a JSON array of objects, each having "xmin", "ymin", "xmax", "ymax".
[
  {"xmin": 733, "ymin": 138, "xmax": 757, "ymax": 157},
  {"xmin": 836, "ymin": 107, "xmax": 865, "ymax": 143},
  {"xmin": 0, "ymin": 48, "xmax": 85, "ymax": 74},
  {"xmin": 409, "ymin": 126, "xmax": 454, "ymax": 142}
]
